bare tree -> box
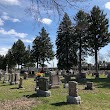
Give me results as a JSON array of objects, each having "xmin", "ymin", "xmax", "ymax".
[{"xmin": 28, "ymin": 0, "xmax": 87, "ymax": 20}]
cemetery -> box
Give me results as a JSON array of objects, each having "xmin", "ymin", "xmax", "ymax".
[
  {"xmin": 0, "ymin": 1, "xmax": 110, "ymax": 110},
  {"xmin": 0, "ymin": 68, "xmax": 110, "ymax": 110}
]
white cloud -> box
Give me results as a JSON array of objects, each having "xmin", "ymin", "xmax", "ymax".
[
  {"xmin": 0, "ymin": 47, "xmax": 10, "ymax": 55},
  {"xmin": 0, "ymin": 0, "xmax": 20, "ymax": 6},
  {"xmin": 0, "ymin": 18, "xmax": 4, "ymax": 26},
  {"xmin": 38, "ymin": 18, "xmax": 52, "ymax": 25},
  {"xmin": 12, "ymin": 18, "xmax": 21, "ymax": 22},
  {"xmin": 105, "ymin": 2, "xmax": 110, "ymax": 10},
  {"xmin": 1, "ymin": 13, "xmax": 21, "ymax": 23},
  {"xmin": 0, "ymin": 28, "xmax": 28, "ymax": 38}
]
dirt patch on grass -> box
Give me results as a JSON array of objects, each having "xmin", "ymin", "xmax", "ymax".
[{"xmin": 0, "ymin": 97, "xmax": 41, "ymax": 110}]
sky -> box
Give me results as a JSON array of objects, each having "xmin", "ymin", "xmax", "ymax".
[{"xmin": 0, "ymin": 0, "xmax": 110, "ymax": 67}]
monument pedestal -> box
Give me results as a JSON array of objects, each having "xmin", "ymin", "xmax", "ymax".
[
  {"xmin": 37, "ymin": 89, "xmax": 51, "ymax": 97},
  {"xmin": 67, "ymin": 96, "xmax": 81, "ymax": 104}
]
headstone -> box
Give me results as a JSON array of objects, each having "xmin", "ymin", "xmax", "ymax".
[
  {"xmin": 67, "ymin": 81, "xmax": 81, "ymax": 104},
  {"xmin": 24, "ymin": 72, "xmax": 28, "ymax": 79},
  {"xmin": 8, "ymin": 73, "xmax": 11, "ymax": 82},
  {"xmin": 18, "ymin": 78, "xmax": 23, "ymax": 88},
  {"xmin": 15, "ymin": 73, "xmax": 20, "ymax": 84},
  {"xmin": 6, "ymin": 64, "xmax": 8, "ymax": 73},
  {"xmin": 49, "ymin": 74, "xmax": 60, "ymax": 88},
  {"xmin": 0, "ymin": 72, "xmax": 2, "ymax": 81},
  {"xmin": 10, "ymin": 73, "xmax": 15, "ymax": 85},
  {"xmin": 37, "ymin": 77, "xmax": 51, "ymax": 97},
  {"xmin": 107, "ymin": 72, "xmax": 110, "ymax": 78},
  {"xmin": 80, "ymin": 73, "xmax": 86, "ymax": 79},
  {"xmin": 85, "ymin": 82, "xmax": 94, "ymax": 90},
  {"xmin": 3, "ymin": 73, "xmax": 9, "ymax": 83}
]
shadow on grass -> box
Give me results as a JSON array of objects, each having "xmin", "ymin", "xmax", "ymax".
[
  {"xmin": 10, "ymin": 87, "xmax": 18, "ymax": 89},
  {"xmin": 23, "ymin": 93, "xmax": 39, "ymax": 98},
  {"xmin": 88, "ymin": 78, "xmax": 110, "ymax": 89},
  {"xmin": 78, "ymin": 78, "xmax": 110, "ymax": 89},
  {"xmin": 0, "ymin": 84, "xmax": 9, "ymax": 87},
  {"xmin": 51, "ymin": 102, "xmax": 67, "ymax": 106}
]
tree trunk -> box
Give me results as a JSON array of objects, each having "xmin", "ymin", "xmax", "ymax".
[
  {"xmin": 95, "ymin": 47, "xmax": 99, "ymax": 78},
  {"xmin": 79, "ymin": 35, "xmax": 82, "ymax": 77},
  {"xmin": 66, "ymin": 33, "xmax": 69, "ymax": 73}
]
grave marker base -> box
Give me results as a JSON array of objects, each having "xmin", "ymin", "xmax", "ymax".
[
  {"xmin": 37, "ymin": 89, "xmax": 51, "ymax": 97},
  {"xmin": 67, "ymin": 96, "xmax": 81, "ymax": 104}
]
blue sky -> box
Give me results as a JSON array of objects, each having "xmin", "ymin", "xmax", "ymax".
[{"xmin": 0, "ymin": 0, "xmax": 110, "ymax": 67}]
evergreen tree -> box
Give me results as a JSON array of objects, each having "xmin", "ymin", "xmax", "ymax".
[
  {"xmin": 56, "ymin": 13, "xmax": 77, "ymax": 72},
  {"xmin": 11, "ymin": 39, "xmax": 26, "ymax": 69},
  {"xmin": 0, "ymin": 55, "xmax": 6, "ymax": 70},
  {"xmin": 74, "ymin": 10, "xmax": 89, "ymax": 76},
  {"xmin": 31, "ymin": 27, "xmax": 54, "ymax": 71},
  {"xmin": 5, "ymin": 49, "xmax": 16, "ymax": 70},
  {"xmin": 88, "ymin": 6, "xmax": 110, "ymax": 77}
]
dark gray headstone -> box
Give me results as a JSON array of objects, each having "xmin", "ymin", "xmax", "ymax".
[{"xmin": 39, "ymin": 78, "xmax": 48, "ymax": 91}]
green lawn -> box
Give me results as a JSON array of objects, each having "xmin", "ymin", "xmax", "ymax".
[{"xmin": 0, "ymin": 74, "xmax": 110, "ymax": 110}]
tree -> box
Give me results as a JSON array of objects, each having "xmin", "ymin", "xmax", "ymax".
[
  {"xmin": 74, "ymin": 10, "xmax": 89, "ymax": 76},
  {"xmin": 28, "ymin": 0, "xmax": 86, "ymax": 20},
  {"xmin": 88, "ymin": 6, "xmax": 110, "ymax": 78},
  {"xmin": 0, "ymin": 55, "xmax": 6, "ymax": 70},
  {"xmin": 31, "ymin": 27, "xmax": 54, "ymax": 71},
  {"xmin": 5, "ymin": 49, "xmax": 16, "ymax": 70},
  {"xmin": 56, "ymin": 13, "xmax": 77, "ymax": 72},
  {"xmin": 11, "ymin": 39, "xmax": 26, "ymax": 69}
]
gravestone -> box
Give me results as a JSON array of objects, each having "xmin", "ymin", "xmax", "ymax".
[
  {"xmin": 49, "ymin": 74, "xmax": 60, "ymax": 88},
  {"xmin": 85, "ymin": 82, "xmax": 94, "ymax": 90},
  {"xmin": 0, "ymin": 72, "xmax": 2, "ymax": 81},
  {"xmin": 8, "ymin": 73, "xmax": 11, "ymax": 82},
  {"xmin": 10, "ymin": 73, "xmax": 15, "ymax": 85},
  {"xmin": 15, "ymin": 73, "xmax": 20, "ymax": 84},
  {"xmin": 80, "ymin": 73, "xmax": 86, "ymax": 79},
  {"xmin": 107, "ymin": 72, "xmax": 110, "ymax": 78},
  {"xmin": 24, "ymin": 72, "xmax": 28, "ymax": 79},
  {"xmin": 67, "ymin": 81, "xmax": 81, "ymax": 104},
  {"xmin": 18, "ymin": 78, "xmax": 23, "ymax": 88},
  {"xmin": 6, "ymin": 64, "xmax": 8, "ymax": 73},
  {"xmin": 3, "ymin": 73, "xmax": 9, "ymax": 83},
  {"xmin": 37, "ymin": 77, "xmax": 51, "ymax": 97}
]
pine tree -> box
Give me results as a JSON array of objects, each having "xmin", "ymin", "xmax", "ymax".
[
  {"xmin": 11, "ymin": 39, "xmax": 26, "ymax": 69},
  {"xmin": 31, "ymin": 27, "xmax": 54, "ymax": 71},
  {"xmin": 74, "ymin": 10, "xmax": 89, "ymax": 76},
  {"xmin": 56, "ymin": 13, "xmax": 77, "ymax": 72},
  {"xmin": 88, "ymin": 6, "xmax": 110, "ymax": 78}
]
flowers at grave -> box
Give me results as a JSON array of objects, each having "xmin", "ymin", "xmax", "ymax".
[{"xmin": 35, "ymin": 72, "xmax": 44, "ymax": 77}]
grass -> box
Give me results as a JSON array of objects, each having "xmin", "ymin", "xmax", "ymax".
[{"xmin": 0, "ymin": 74, "xmax": 110, "ymax": 110}]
